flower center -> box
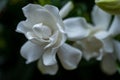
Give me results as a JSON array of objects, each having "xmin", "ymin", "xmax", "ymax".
[
  {"xmin": 81, "ymin": 37, "xmax": 102, "ymax": 53},
  {"xmin": 33, "ymin": 23, "xmax": 52, "ymax": 40},
  {"xmin": 80, "ymin": 27, "xmax": 103, "ymax": 53}
]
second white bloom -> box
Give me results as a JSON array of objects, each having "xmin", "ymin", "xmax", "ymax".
[{"xmin": 64, "ymin": 5, "xmax": 120, "ymax": 75}]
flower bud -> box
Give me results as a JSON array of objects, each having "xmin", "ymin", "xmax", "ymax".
[{"xmin": 95, "ymin": 0, "xmax": 120, "ymax": 15}]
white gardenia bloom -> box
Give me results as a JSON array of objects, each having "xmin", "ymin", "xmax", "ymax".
[
  {"xmin": 16, "ymin": 3, "xmax": 82, "ymax": 75},
  {"xmin": 63, "ymin": 5, "xmax": 120, "ymax": 75}
]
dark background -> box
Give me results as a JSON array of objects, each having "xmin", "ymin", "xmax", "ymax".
[{"xmin": 0, "ymin": 0, "xmax": 120, "ymax": 80}]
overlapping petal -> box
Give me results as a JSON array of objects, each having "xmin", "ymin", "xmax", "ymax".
[
  {"xmin": 37, "ymin": 59, "xmax": 58, "ymax": 75},
  {"xmin": 44, "ymin": 5, "xmax": 59, "ymax": 19},
  {"xmin": 94, "ymin": 31, "xmax": 114, "ymax": 53},
  {"xmin": 102, "ymin": 38, "xmax": 114, "ymax": 53},
  {"xmin": 16, "ymin": 20, "xmax": 33, "ymax": 34},
  {"xmin": 51, "ymin": 32, "xmax": 66, "ymax": 48},
  {"xmin": 91, "ymin": 5, "xmax": 111, "ymax": 30},
  {"xmin": 42, "ymin": 48, "xmax": 58, "ymax": 66},
  {"xmin": 44, "ymin": 31, "xmax": 59, "ymax": 49},
  {"xmin": 22, "ymin": 3, "xmax": 43, "ymax": 18},
  {"xmin": 44, "ymin": 5, "xmax": 64, "ymax": 29},
  {"xmin": 57, "ymin": 43, "xmax": 82, "ymax": 69},
  {"xmin": 20, "ymin": 41, "xmax": 44, "ymax": 64},
  {"xmin": 100, "ymin": 38, "xmax": 114, "ymax": 53},
  {"xmin": 113, "ymin": 40, "xmax": 120, "ymax": 61},
  {"xmin": 25, "ymin": 32, "xmax": 49, "ymax": 45},
  {"xmin": 101, "ymin": 54, "xmax": 117, "ymax": 75},
  {"xmin": 94, "ymin": 31, "xmax": 110, "ymax": 39},
  {"xmin": 64, "ymin": 17, "xmax": 90, "ymax": 40},
  {"xmin": 109, "ymin": 15, "xmax": 120, "ymax": 36},
  {"xmin": 22, "ymin": 4, "xmax": 59, "ymax": 32}
]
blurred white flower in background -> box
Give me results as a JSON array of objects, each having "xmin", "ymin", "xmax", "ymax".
[
  {"xmin": 16, "ymin": 1, "xmax": 82, "ymax": 75},
  {"xmin": 64, "ymin": 5, "xmax": 120, "ymax": 75}
]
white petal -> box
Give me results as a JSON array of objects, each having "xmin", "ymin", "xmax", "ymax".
[
  {"xmin": 16, "ymin": 21, "xmax": 27, "ymax": 34},
  {"xmin": 64, "ymin": 17, "xmax": 90, "ymax": 41},
  {"xmin": 101, "ymin": 38, "xmax": 114, "ymax": 53},
  {"xmin": 102, "ymin": 38, "xmax": 114, "ymax": 53},
  {"xmin": 94, "ymin": 31, "xmax": 110, "ymax": 40},
  {"xmin": 44, "ymin": 5, "xmax": 59, "ymax": 19},
  {"xmin": 44, "ymin": 30, "xmax": 66, "ymax": 49},
  {"xmin": 22, "ymin": 4, "xmax": 43, "ymax": 18},
  {"xmin": 44, "ymin": 5, "xmax": 64, "ymax": 31},
  {"xmin": 95, "ymin": 32, "xmax": 114, "ymax": 53},
  {"xmin": 109, "ymin": 15, "xmax": 120, "ymax": 36},
  {"xmin": 45, "ymin": 31, "xmax": 59, "ymax": 49},
  {"xmin": 32, "ymin": 9, "xmax": 56, "ymax": 25},
  {"xmin": 55, "ymin": 33, "xmax": 66, "ymax": 48},
  {"xmin": 22, "ymin": 4, "xmax": 64, "ymax": 33},
  {"xmin": 20, "ymin": 41, "xmax": 44, "ymax": 64},
  {"xmin": 57, "ymin": 43, "xmax": 82, "ymax": 70},
  {"xmin": 91, "ymin": 5, "xmax": 111, "ymax": 30},
  {"xmin": 16, "ymin": 21, "xmax": 32, "ymax": 34},
  {"xmin": 59, "ymin": 1, "xmax": 74, "ymax": 18},
  {"xmin": 44, "ymin": 5, "xmax": 64, "ymax": 30},
  {"xmin": 56, "ymin": 23, "xmax": 65, "ymax": 33},
  {"xmin": 37, "ymin": 59, "xmax": 58, "ymax": 75},
  {"xmin": 33, "ymin": 23, "xmax": 52, "ymax": 39},
  {"xmin": 113, "ymin": 40, "xmax": 120, "ymax": 61},
  {"xmin": 101, "ymin": 54, "xmax": 117, "ymax": 75},
  {"xmin": 42, "ymin": 48, "xmax": 58, "ymax": 66},
  {"xmin": 25, "ymin": 32, "xmax": 48, "ymax": 46},
  {"xmin": 23, "ymin": 5, "xmax": 57, "ymax": 31}
]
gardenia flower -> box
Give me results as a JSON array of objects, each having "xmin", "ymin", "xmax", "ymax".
[
  {"xmin": 16, "ymin": 3, "xmax": 82, "ymax": 75},
  {"xmin": 63, "ymin": 5, "xmax": 120, "ymax": 75}
]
